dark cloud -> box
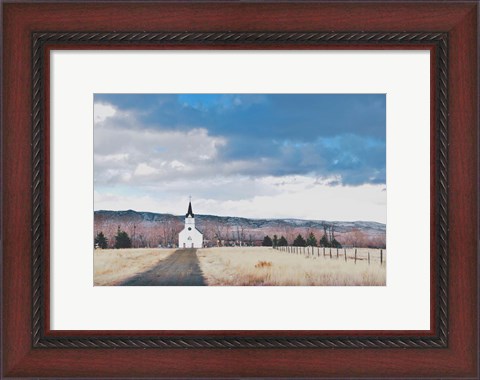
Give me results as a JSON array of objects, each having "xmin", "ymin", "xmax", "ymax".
[
  {"xmin": 95, "ymin": 94, "xmax": 385, "ymax": 139},
  {"xmin": 94, "ymin": 94, "xmax": 386, "ymax": 186},
  {"xmin": 216, "ymin": 134, "xmax": 385, "ymax": 185}
]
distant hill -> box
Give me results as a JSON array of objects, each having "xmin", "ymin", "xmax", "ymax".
[
  {"xmin": 95, "ymin": 209, "xmax": 385, "ymax": 233},
  {"xmin": 94, "ymin": 209, "xmax": 385, "ymax": 248}
]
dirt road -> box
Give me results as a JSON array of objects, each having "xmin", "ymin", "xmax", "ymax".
[{"xmin": 120, "ymin": 248, "xmax": 206, "ymax": 286}]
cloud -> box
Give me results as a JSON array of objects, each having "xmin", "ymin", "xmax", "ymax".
[
  {"xmin": 94, "ymin": 102, "xmax": 116, "ymax": 123},
  {"xmin": 93, "ymin": 94, "xmax": 386, "ymax": 221},
  {"xmin": 95, "ymin": 94, "xmax": 385, "ymax": 140},
  {"xmin": 94, "ymin": 95, "xmax": 385, "ymax": 186},
  {"xmin": 94, "ymin": 177, "xmax": 386, "ymax": 223},
  {"xmin": 94, "ymin": 123, "xmax": 227, "ymax": 185},
  {"xmin": 134, "ymin": 163, "xmax": 158, "ymax": 176}
]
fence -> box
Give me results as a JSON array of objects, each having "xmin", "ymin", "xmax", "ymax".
[{"xmin": 273, "ymin": 246, "xmax": 386, "ymax": 265}]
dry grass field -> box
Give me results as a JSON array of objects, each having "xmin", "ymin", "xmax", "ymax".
[
  {"xmin": 197, "ymin": 247, "xmax": 386, "ymax": 286},
  {"xmin": 94, "ymin": 248, "xmax": 176, "ymax": 285},
  {"xmin": 94, "ymin": 247, "xmax": 386, "ymax": 286}
]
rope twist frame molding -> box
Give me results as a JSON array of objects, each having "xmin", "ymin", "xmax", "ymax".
[{"xmin": 31, "ymin": 31, "xmax": 448, "ymax": 349}]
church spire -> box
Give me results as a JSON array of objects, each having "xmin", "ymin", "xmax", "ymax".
[{"xmin": 186, "ymin": 198, "xmax": 194, "ymax": 218}]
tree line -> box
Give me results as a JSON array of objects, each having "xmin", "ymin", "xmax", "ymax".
[
  {"xmin": 95, "ymin": 227, "xmax": 132, "ymax": 249},
  {"xmin": 262, "ymin": 224, "xmax": 342, "ymax": 248},
  {"xmin": 94, "ymin": 220, "xmax": 385, "ymax": 249}
]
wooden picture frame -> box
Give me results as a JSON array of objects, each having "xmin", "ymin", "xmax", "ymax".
[{"xmin": 2, "ymin": 1, "xmax": 478, "ymax": 378}]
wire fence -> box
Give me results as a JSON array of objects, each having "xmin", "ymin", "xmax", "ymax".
[{"xmin": 273, "ymin": 246, "xmax": 386, "ymax": 265}]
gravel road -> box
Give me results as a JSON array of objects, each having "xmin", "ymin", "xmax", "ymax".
[{"xmin": 120, "ymin": 248, "xmax": 207, "ymax": 286}]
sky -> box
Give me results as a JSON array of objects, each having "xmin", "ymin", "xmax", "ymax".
[{"xmin": 94, "ymin": 94, "xmax": 386, "ymax": 223}]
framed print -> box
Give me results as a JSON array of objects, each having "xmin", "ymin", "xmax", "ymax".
[
  {"xmin": 92, "ymin": 93, "xmax": 388, "ymax": 288},
  {"xmin": 2, "ymin": 1, "xmax": 478, "ymax": 378}
]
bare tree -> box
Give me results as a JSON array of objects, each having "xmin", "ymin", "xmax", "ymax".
[
  {"xmin": 343, "ymin": 228, "xmax": 366, "ymax": 247},
  {"xmin": 233, "ymin": 225, "xmax": 246, "ymax": 246},
  {"xmin": 225, "ymin": 225, "xmax": 231, "ymax": 246},
  {"xmin": 213, "ymin": 221, "xmax": 226, "ymax": 246}
]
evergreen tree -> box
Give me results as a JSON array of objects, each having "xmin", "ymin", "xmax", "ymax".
[
  {"xmin": 331, "ymin": 238, "xmax": 342, "ymax": 248},
  {"xmin": 114, "ymin": 230, "xmax": 132, "ymax": 249},
  {"xmin": 320, "ymin": 234, "xmax": 330, "ymax": 247},
  {"xmin": 278, "ymin": 236, "xmax": 288, "ymax": 246},
  {"xmin": 262, "ymin": 235, "xmax": 273, "ymax": 246},
  {"xmin": 293, "ymin": 234, "xmax": 306, "ymax": 247},
  {"xmin": 272, "ymin": 234, "xmax": 278, "ymax": 248},
  {"xmin": 94, "ymin": 231, "xmax": 108, "ymax": 249},
  {"xmin": 306, "ymin": 232, "xmax": 317, "ymax": 247}
]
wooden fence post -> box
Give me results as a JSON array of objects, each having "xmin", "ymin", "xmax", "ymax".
[
  {"xmin": 337, "ymin": 248, "xmax": 339, "ymax": 258},
  {"xmin": 344, "ymin": 248, "xmax": 347, "ymax": 262},
  {"xmin": 355, "ymin": 248, "xmax": 357, "ymax": 264},
  {"xmin": 329, "ymin": 248, "xmax": 332, "ymax": 258},
  {"xmin": 323, "ymin": 247, "xmax": 325, "ymax": 257},
  {"xmin": 368, "ymin": 251, "xmax": 370, "ymax": 264},
  {"xmin": 380, "ymin": 249, "xmax": 383, "ymax": 264}
]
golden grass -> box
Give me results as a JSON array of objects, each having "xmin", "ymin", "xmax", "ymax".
[
  {"xmin": 94, "ymin": 248, "xmax": 176, "ymax": 286},
  {"xmin": 197, "ymin": 247, "xmax": 386, "ymax": 286},
  {"xmin": 255, "ymin": 261, "xmax": 273, "ymax": 268}
]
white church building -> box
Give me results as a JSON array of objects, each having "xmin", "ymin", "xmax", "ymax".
[{"xmin": 178, "ymin": 200, "xmax": 203, "ymax": 248}]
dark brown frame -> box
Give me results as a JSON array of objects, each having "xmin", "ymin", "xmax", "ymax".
[{"xmin": 3, "ymin": 1, "xmax": 478, "ymax": 378}]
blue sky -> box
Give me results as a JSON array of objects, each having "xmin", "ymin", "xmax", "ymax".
[{"xmin": 94, "ymin": 94, "xmax": 386, "ymax": 222}]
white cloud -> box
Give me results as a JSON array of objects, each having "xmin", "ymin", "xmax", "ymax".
[
  {"xmin": 94, "ymin": 153, "xmax": 129, "ymax": 164},
  {"xmin": 170, "ymin": 160, "xmax": 186, "ymax": 170},
  {"xmin": 94, "ymin": 102, "xmax": 117, "ymax": 123},
  {"xmin": 94, "ymin": 123, "xmax": 227, "ymax": 185},
  {"xmin": 194, "ymin": 178, "xmax": 386, "ymax": 223},
  {"xmin": 94, "ymin": 175, "xmax": 386, "ymax": 223},
  {"xmin": 134, "ymin": 163, "xmax": 158, "ymax": 176}
]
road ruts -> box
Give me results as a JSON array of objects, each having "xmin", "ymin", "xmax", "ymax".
[{"xmin": 120, "ymin": 248, "xmax": 207, "ymax": 286}]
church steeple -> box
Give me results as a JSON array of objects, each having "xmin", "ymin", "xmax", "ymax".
[
  {"xmin": 185, "ymin": 199, "xmax": 194, "ymax": 218},
  {"xmin": 179, "ymin": 197, "xmax": 203, "ymax": 248}
]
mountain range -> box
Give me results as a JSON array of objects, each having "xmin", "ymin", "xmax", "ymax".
[{"xmin": 95, "ymin": 209, "xmax": 385, "ymax": 233}]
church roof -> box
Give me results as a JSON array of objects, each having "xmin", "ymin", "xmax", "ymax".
[{"xmin": 186, "ymin": 201, "xmax": 195, "ymax": 218}]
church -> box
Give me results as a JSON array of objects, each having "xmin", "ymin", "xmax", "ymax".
[{"xmin": 178, "ymin": 200, "xmax": 203, "ymax": 248}]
